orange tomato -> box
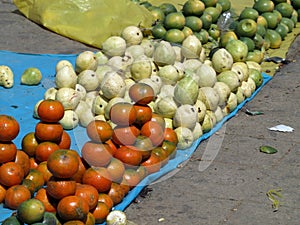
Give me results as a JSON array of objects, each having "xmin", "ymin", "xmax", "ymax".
[
  {"xmin": 0, "ymin": 141, "xmax": 17, "ymax": 164},
  {"xmin": 164, "ymin": 127, "xmax": 179, "ymax": 145},
  {"xmin": 133, "ymin": 104, "xmax": 153, "ymax": 126},
  {"xmin": 4, "ymin": 184, "xmax": 31, "ymax": 209},
  {"xmin": 21, "ymin": 178, "xmax": 36, "ymax": 196},
  {"xmin": 81, "ymin": 141, "xmax": 113, "ymax": 167},
  {"xmin": 25, "ymin": 168, "xmax": 45, "ymax": 192},
  {"xmin": 106, "ymin": 157, "xmax": 126, "ymax": 182},
  {"xmin": 114, "ymin": 146, "xmax": 143, "ymax": 168},
  {"xmin": 0, "ymin": 114, "xmax": 20, "ymax": 142},
  {"xmin": 34, "ymin": 188, "xmax": 57, "ymax": 213},
  {"xmin": 107, "ymin": 182, "xmax": 125, "ymax": 205},
  {"xmin": 128, "ymin": 83, "xmax": 155, "ymax": 105},
  {"xmin": 122, "ymin": 168, "xmax": 141, "ymax": 189},
  {"xmin": 35, "ymin": 122, "xmax": 63, "ymax": 143},
  {"xmin": 109, "ymin": 102, "xmax": 137, "ymax": 126},
  {"xmin": 36, "ymin": 161, "xmax": 53, "ymax": 183},
  {"xmin": 21, "ymin": 132, "xmax": 39, "ymax": 157},
  {"xmin": 35, "ymin": 141, "xmax": 60, "ymax": 162},
  {"xmin": 75, "ymin": 183, "xmax": 99, "ymax": 210},
  {"xmin": 111, "ymin": 125, "xmax": 140, "ymax": 146},
  {"xmin": 140, "ymin": 152, "xmax": 162, "ymax": 174},
  {"xmin": 97, "ymin": 193, "xmax": 114, "ymax": 210},
  {"xmin": 29, "ymin": 157, "xmax": 39, "ymax": 169},
  {"xmin": 71, "ymin": 156, "xmax": 87, "ymax": 184},
  {"xmin": 82, "ymin": 167, "xmax": 112, "ymax": 193},
  {"xmin": 37, "ymin": 99, "xmax": 65, "ymax": 123},
  {"xmin": 57, "ymin": 130, "xmax": 71, "ymax": 149},
  {"xmin": 14, "ymin": 150, "xmax": 30, "ymax": 177},
  {"xmin": 57, "ymin": 195, "xmax": 90, "ymax": 222},
  {"xmin": 47, "ymin": 149, "xmax": 79, "ymax": 178},
  {"xmin": 0, "ymin": 184, "xmax": 6, "ymax": 203},
  {"xmin": 141, "ymin": 121, "xmax": 165, "ymax": 147},
  {"xmin": 91, "ymin": 202, "xmax": 110, "ymax": 224},
  {"xmin": 0, "ymin": 162, "xmax": 24, "ymax": 187},
  {"xmin": 46, "ymin": 176, "xmax": 77, "ymax": 200},
  {"xmin": 86, "ymin": 120, "xmax": 113, "ymax": 143}
]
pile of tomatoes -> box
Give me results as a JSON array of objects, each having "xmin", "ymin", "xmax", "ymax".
[{"xmin": 0, "ymin": 83, "xmax": 179, "ymax": 224}]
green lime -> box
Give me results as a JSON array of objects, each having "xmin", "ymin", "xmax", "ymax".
[
  {"xmin": 217, "ymin": 0, "xmax": 231, "ymax": 12},
  {"xmin": 280, "ymin": 17, "xmax": 295, "ymax": 32},
  {"xmin": 256, "ymin": 15, "xmax": 268, "ymax": 28},
  {"xmin": 275, "ymin": 23, "xmax": 289, "ymax": 39},
  {"xmin": 204, "ymin": 7, "xmax": 221, "ymax": 23},
  {"xmin": 182, "ymin": 0, "xmax": 205, "ymax": 16},
  {"xmin": 253, "ymin": 0, "xmax": 275, "ymax": 14},
  {"xmin": 195, "ymin": 29, "xmax": 210, "ymax": 44},
  {"xmin": 253, "ymin": 33, "xmax": 265, "ymax": 49},
  {"xmin": 151, "ymin": 23, "xmax": 167, "ymax": 39},
  {"xmin": 240, "ymin": 37, "xmax": 255, "ymax": 52},
  {"xmin": 261, "ymin": 12, "xmax": 279, "ymax": 29},
  {"xmin": 292, "ymin": 0, "xmax": 300, "ymax": 9},
  {"xmin": 17, "ymin": 199, "xmax": 45, "ymax": 224},
  {"xmin": 265, "ymin": 29, "xmax": 282, "ymax": 49},
  {"xmin": 164, "ymin": 29, "xmax": 185, "ymax": 44},
  {"xmin": 208, "ymin": 24, "xmax": 221, "ymax": 40},
  {"xmin": 149, "ymin": 6, "xmax": 165, "ymax": 22},
  {"xmin": 275, "ymin": 2, "xmax": 294, "ymax": 17},
  {"xmin": 202, "ymin": 0, "xmax": 217, "ymax": 7},
  {"xmin": 200, "ymin": 13, "xmax": 213, "ymax": 30},
  {"xmin": 256, "ymin": 23, "xmax": 267, "ymax": 37},
  {"xmin": 185, "ymin": 16, "xmax": 203, "ymax": 32},
  {"xmin": 159, "ymin": 3, "xmax": 177, "ymax": 15},
  {"xmin": 164, "ymin": 12, "xmax": 186, "ymax": 30},
  {"xmin": 239, "ymin": 7, "xmax": 259, "ymax": 21},
  {"xmin": 182, "ymin": 26, "xmax": 194, "ymax": 38},
  {"xmin": 219, "ymin": 30, "xmax": 238, "ymax": 47},
  {"xmin": 235, "ymin": 18, "xmax": 257, "ymax": 38}
]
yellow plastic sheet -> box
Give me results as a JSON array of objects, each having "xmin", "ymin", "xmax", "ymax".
[{"xmin": 13, "ymin": 0, "xmax": 155, "ymax": 48}]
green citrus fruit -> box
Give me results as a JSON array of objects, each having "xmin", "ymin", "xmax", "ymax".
[
  {"xmin": 291, "ymin": 10, "xmax": 298, "ymax": 25},
  {"xmin": 195, "ymin": 29, "xmax": 210, "ymax": 44},
  {"xmin": 253, "ymin": 33, "xmax": 265, "ymax": 49},
  {"xmin": 17, "ymin": 199, "xmax": 45, "ymax": 224},
  {"xmin": 159, "ymin": 3, "xmax": 177, "ymax": 15},
  {"xmin": 248, "ymin": 68, "xmax": 263, "ymax": 87},
  {"xmin": 235, "ymin": 18, "xmax": 257, "ymax": 38},
  {"xmin": 280, "ymin": 17, "xmax": 295, "ymax": 32},
  {"xmin": 240, "ymin": 36, "xmax": 255, "ymax": 52},
  {"xmin": 246, "ymin": 50, "xmax": 264, "ymax": 64},
  {"xmin": 256, "ymin": 15, "xmax": 268, "ymax": 28},
  {"xmin": 164, "ymin": 29, "xmax": 185, "ymax": 44},
  {"xmin": 253, "ymin": 0, "xmax": 275, "ymax": 13},
  {"xmin": 217, "ymin": 0, "xmax": 231, "ymax": 12},
  {"xmin": 164, "ymin": 12, "xmax": 186, "ymax": 30},
  {"xmin": 239, "ymin": 7, "xmax": 259, "ymax": 21},
  {"xmin": 182, "ymin": 26, "xmax": 194, "ymax": 38},
  {"xmin": 185, "ymin": 16, "xmax": 203, "ymax": 32},
  {"xmin": 272, "ymin": 10, "xmax": 283, "ymax": 24},
  {"xmin": 202, "ymin": 0, "xmax": 217, "ymax": 7},
  {"xmin": 261, "ymin": 12, "xmax": 279, "ymax": 29},
  {"xmin": 275, "ymin": 23, "xmax": 289, "ymax": 39},
  {"xmin": 200, "ymin": 13, "xmax": 213, "ymax": 30},
  {"xmin": 208, "ymin": 24, "xmax": 221, "ymax": 40},
  {"xmin": 151, "ymin": 23, "xmax": 167, "ymax": 39},
  {"xmin": 265, "ymin": 29, "xmax": 282, "ymax": 49},
  {"xmin": 149, "ymin": 6, "xmax": 165, "ymax": 22},
  {"xmin": 256, "ymin": 23, "xmax": 267, "ymax": 37},
  {"xmin": 204, "ymin": 7, "xmax": 221, "ymax": 23},
  {"xmin": 182, "ymin": 0, "xmax": 205, "ymax": 16},
  {"xmin": 275, "ymin": 2, "xmax": 294, "ymax": 17},
  {"xmin": 219, "ymin": 30, "xmax": 238, "ymax": 47}
]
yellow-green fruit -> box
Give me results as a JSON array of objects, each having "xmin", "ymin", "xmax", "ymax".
[
  {"xmin": 240, "ymin": 37, "xmax": 255, "ymax": 52},
  {"xmin": 264, "ymin": 29, "xmax": 282, "ymax": 49},
  {"xmin": 235, "ymin": 19, "xmax": 257, "ymax": 38},
  {"xmin": 253, "ymin": 0, "xmax": 275, "ymax": 14},
  {"xmin": 275, "ymin": 2, "xmax": 294, "ymax": 17},
  {"xmin": 217, "ymin": 0, "xmax": 231, "ymax": 12},
  {"xmin": 275, "ymin": 23, "xmax": 289, "ymax": 39},
  {"xmin": 159, "ymin": 3, "xmax": 177, "ymax": 15},
  {"xmin": 219, "ymin": 31, "xmax": 238, "ymax": 48},
  {"xmin": 248, "ymin": 68, "xmax": 263, "ymax": 88},
  {"xmin": 164, "ymin": 29, "xmax": 185, "ymax": 44},
  {"xmin": 21, "ymin": 67, "xmax": 42, "ymax": 85},
  {"xmin": 204, "ymin": 7, "xmax": 221, "ymax": 23},
  {"xmin": 202, "ymin": 0, "xmax": 217, "ymax": 7},
  {"xmin": 151, "ymin": 23, "xmax": 167, "ymax": 39},
  {"xmin": 148, "ymin": 6, "xmax": 165, "ymax": 22},
  {"xmin": 200, "ymin": 13, "xmax": 213, "ymax": 30},
  {"xmin": 164, "ymin": 12, "xmax": 186, "ymax": 30},
  {"xmin": 185, "ymin": 16, "xmax": 203, "ymax": 32},
  {"xmin": 261, "ymin": 12, "xmax": 279, "ymax": 29},
  {"xmin": 280, "ymin": 17, "xmax": 295, "ymax": 32},
  {"xmin": 239, "ymin": 7, "xmax": 259, "ymax": 21},
  {"xmin": 182, "ymin": 0, "xmax": 206, "ymax": 16}
]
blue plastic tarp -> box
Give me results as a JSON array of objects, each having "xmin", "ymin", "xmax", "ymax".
[{"xmin": 0, "ymin": 50, "xmax": 272, "ymax": 224}]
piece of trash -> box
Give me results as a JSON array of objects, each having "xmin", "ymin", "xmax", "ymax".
[
  {"xmin": 158, "ymin": 218, "xmax": 165, "ymax": 222},
  {"xmin": 259, "ymin": 145, "xmax": 278, "ymax": 154},
  {"xmin": 268, "ymin": 124, "xmax": 294, "ymax": 132},
  {"xmin": 266, "ymin": 189, "xmax": 283, "ymax": 212},
  {"xmin": 264, "ymin": 56, "xmax": 291, "ymax": 64},
  {"xmin": 245, "ymin": 108, "xmax": 264, "ymax": 116}
]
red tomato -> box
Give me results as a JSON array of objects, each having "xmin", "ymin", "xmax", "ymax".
[
  {"xmin": 164, "ymin": 128, "xmax": 179, "ymax": 145},
  {"xmin": 35, "ymin": 122, "xmax": 63, "ymax": 142},
  {"xmin": 129, "ymin": 83, "xmax": 155, "ymax": 105},
  {"xmin": 37, "ymin": 99, "xmax": 65, "ymax": 123},
  {"xmin": 109, "ymin": 102, "xmax": 137, "ymax": 126},
  {"xmin": 0, "ymin": 141, "xmax": 17, "ymax": 164},
  {"xmin": 0, "ymin": 115, "xmax": 20, "ymax": 142},
  {"xmin": 141, "ymin": 121, "xmax": 164, "ymax": 147},
  {"xmin": 86, "ymin": 120, "xmax": 113, "ymax": 143},
  {"xmin": 111, "ymin": 125, "xmax": 140, "ymax": 146},
  {"xmin": 114, "ymin": 146, "xmax": 143, "ymax": 167},
  {"xmin": 133, "ymin": 104, "xmax": 153, "ymax": 126},
  {"xmin": 140, "ymin": 153, "xmax": 162, "ymax": 174}
]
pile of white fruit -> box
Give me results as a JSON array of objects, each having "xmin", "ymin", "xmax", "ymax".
[{"xmin": 34, "ymin": 25, "xmax": 263, "ymax": 150}]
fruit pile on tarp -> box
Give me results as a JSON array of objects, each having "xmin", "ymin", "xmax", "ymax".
[{"xmin": 0, "ymin": 49, "xmax": 271, "ymax": 224}]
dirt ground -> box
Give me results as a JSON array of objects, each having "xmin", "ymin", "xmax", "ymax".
[{"xmin": 0, "ymin": 1, "xmax": 299, "ymax": 224}]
